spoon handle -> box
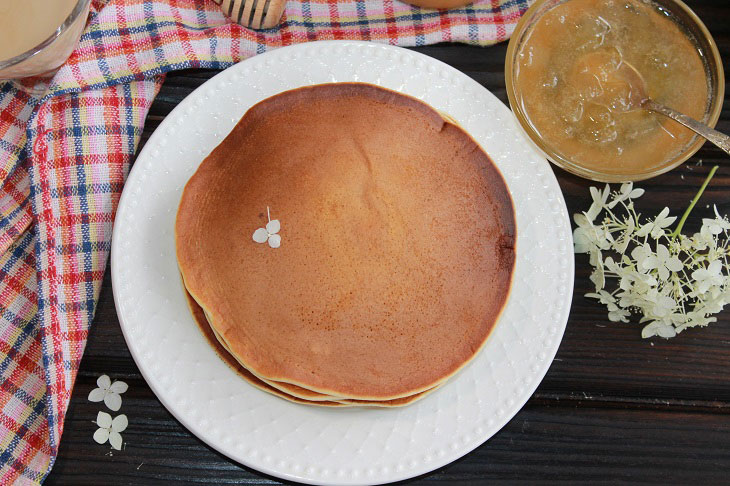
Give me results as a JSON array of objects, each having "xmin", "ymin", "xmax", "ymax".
[{"xmin": 644, "ymin": 99, "xmax": 730, "ymax": 156}]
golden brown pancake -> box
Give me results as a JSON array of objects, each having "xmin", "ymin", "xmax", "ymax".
[
  {"xmin": 337, "ymin": 389, "xmax": 433, "ymax": 407},
  {"xmin": 183, "ymin": 288, "xmax": 346, "ymax": 406},
  {"xmin": 204, "ymin": 308, "xmax": 340, "ymax": 401},
  {"xmin": 177, "ymin": 82, "xmax": 516, "ymax": 401},
  {"xmin": 185, "ymin": 288, "xmax": 442, "ymax": 407},
  {"xmin": 257, "ymin": 376, "xmax": 440, "ymax": 404}
]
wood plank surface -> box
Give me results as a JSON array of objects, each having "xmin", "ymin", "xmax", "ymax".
[{"xmin": 46, "ymin": 0, "xmax": 730, "ymax": 483}]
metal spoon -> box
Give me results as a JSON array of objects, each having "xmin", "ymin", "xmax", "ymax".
[{"xmin": 617, "ymin": 61, "xmax": 730, "ymax": 156}]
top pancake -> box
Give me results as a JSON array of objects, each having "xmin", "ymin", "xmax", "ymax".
[{"xmin": 176, "ymin": 83, "xmax": 516, "ymax": 400}]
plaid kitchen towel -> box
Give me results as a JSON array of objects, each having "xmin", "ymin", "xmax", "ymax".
[{"xmin": 0, "ymin": 0, "xmax": 529, "ymax": 482}]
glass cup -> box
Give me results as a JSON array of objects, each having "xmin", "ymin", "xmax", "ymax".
[{"xmin": 0, "ymin": 0, "xmax": 92, "ymax": 81}]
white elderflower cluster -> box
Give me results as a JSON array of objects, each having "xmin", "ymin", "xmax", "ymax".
[{"xmin": 574, "ymin": 168, "xmax": 729, "ymax": 338}]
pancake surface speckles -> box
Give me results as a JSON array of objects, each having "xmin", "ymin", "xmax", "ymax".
[{"xmin": 176, "ymin": 83, "xmax": 516, "ymax": 401}]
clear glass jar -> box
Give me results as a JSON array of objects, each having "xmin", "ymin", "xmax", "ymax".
[{"xmin": 505, "ymin": 0, "xmax": 724, "ymax": 182}]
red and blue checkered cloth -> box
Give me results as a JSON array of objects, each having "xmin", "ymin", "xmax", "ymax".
[{"xmin": 0, "ymin": 0, "xmax": 528, "ymax": 482}]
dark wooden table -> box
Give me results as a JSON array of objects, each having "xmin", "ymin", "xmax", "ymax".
[{"xmin": 45, "ymin": 1, "xmax": 730, "ymax": 483}]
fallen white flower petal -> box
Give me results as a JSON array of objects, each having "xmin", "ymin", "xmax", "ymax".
[
  {"xmin": 268, "ymin": 233, "xmax": 281, "ymax": 249},
  {"xmin": 93, "ymin": 427, "xmax": 110, "ymax": 445},
  {"xmin": 97, "ymin": 411, "xmax": 112, "ymax": 429},
  {"xmin": 252, "ymin": 227, "xmax": 268, "ymax": 243},
  {"xmin": 109, "ymin": 431, "xmax": 123, "ymax": 451},
  {"xmin": 110, "ymin": 381, "xmax": 128, "ymax": 394},
  {"xmin": 94, "ymin": 411, "xmax": 128, "ymax": 451},
  {"xmin": 112, "ymin": 414, "xmax": 128, "ymax": 433},
  {"xmin": 88, "ymin": 374, "xmax": 127, "ymax": 412},
  {"xmin": 88, "ymin": 387, "xmax": 106, "ymax": 403},
  {"xmin": 252, "ymin": 207, "xmax": 282, "ymax": 248},
  {"xmin": 266, "ymin": 219, "xmax": 280, "ymax": 235},
  {"xmin": 104, "ymin": 393, "xmax": 122, "ymax": 412}
]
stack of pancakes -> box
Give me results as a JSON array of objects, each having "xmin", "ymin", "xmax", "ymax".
[{"xmin": 175, "ymin": 83, "xmax": 516, "ymax": 407}]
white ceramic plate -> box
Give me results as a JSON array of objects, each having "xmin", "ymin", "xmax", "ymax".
[{"xmin": 112, "ymin": 40, "xmax": 573, "ymax": 485}]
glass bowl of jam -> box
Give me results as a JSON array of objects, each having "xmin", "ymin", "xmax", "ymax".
[
  {"xmin": 0, "ymin": 0, "xmax": 91, "ymax": 80},
  {"xmin": 505, "ymin": 0, "xmax": 724, "ymax": 182}
]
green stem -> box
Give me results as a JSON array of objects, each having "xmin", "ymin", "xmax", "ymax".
[{"xmin": 671, "ymin": 165, "xmax": 719, "ymax": 238}]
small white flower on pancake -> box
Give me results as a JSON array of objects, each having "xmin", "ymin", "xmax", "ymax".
[
  {"xmin": 252, "ymin": 206, "xmax": 281, "ymax": 248},
  {"xmin": 93, "ymin": 411, "xmax": 128, "ymax": 450},
  {"xmin": 88, "ymin": 374, "xmax": 127, "ymax": 411}
]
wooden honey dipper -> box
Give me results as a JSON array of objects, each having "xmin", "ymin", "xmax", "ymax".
[{"xmin": 212, "ymin": 0, "xmax": 286, "ymax": 30}]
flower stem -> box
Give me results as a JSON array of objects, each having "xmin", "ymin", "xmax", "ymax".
[{"xmin": 671, "ymin": 165, "xmax": 719, "ymax": 238}]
